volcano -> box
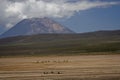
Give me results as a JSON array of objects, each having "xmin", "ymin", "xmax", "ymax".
[{"xmin": 0, "ymin": 17, "xmax": 74, "ymax": 38}]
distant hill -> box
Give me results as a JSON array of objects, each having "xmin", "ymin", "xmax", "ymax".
[
  {"xmin": 0, "ymin": 17, "xmax": 74, "ymax": 38},
  {"xmin": 0, "ymin": 30, "xmax": 120, "ymax": 56},
  {"xmin": 0, "ymin": 30, "xmax": 120, "ymax": 44}
]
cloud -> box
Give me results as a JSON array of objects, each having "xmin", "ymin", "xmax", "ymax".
[{"xmin": 0, "ymin": 0, "xmax": 119, "ymax": 28}]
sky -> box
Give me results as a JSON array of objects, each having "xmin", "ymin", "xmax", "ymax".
[{"xmin": 0, "ymin": 0, "xmax": 120, "ymax": 34}]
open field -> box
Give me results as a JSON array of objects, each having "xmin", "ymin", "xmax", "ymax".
[{"xmin": 0, "ymin": 55, "xmax": 120, "ymax": 80}]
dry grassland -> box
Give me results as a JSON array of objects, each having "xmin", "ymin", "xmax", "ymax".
[{"xmin": 0, "ymin": 55, "xmax": 120, "ymax": 80}]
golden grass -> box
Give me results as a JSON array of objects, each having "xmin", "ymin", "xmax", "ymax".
[{"xmin": 0, "ymin": 55, "xmax": 120, "ymax": 80}]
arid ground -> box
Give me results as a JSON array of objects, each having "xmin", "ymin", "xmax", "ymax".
[{"xmin": 0, "ymin": 55, "xmax": 120, "ymax": 80}]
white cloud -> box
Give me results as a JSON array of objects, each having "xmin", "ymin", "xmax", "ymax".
[{"xmin": 0, "ymin": 0, "xmax": 119, "ymax": 28}]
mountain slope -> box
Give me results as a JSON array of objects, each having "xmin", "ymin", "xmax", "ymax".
[
  {"xmin": 0, "ymin": 25, "xmax": 6, "ymax": 35},
  {"xmin": 0, "ymin": 18, "xmax": 74, "ymax": 38},
  {"xmin": 0, "ymin": 30, "xmax": 120, "ymax": 56}
]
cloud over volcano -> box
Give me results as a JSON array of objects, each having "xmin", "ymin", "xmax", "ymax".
[{"xmin": 0, "ymin": 0, "xmax": 119, "ymax": 28}]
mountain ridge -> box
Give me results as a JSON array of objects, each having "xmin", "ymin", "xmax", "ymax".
[{"xmin": 0, "ymin": 29, "xmax": 120, "ymax": 45}]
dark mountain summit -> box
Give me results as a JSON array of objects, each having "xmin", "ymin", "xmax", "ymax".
[{"xmin": 0, "ymin": 17, "xmax": 74, "ymax": 38}]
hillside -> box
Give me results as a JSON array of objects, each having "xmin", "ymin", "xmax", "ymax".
[{"xmin": 0, "ymin": 30, "xmax": 120, "ymax": 56}]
